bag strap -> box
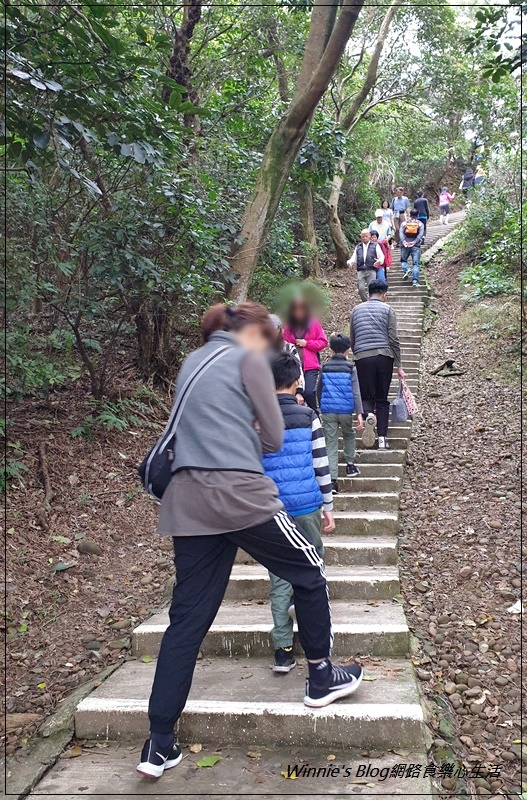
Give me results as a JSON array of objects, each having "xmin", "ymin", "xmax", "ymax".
[{"xmin": 144, "ymin": 345, "xmax": 234, "ymax": 478}]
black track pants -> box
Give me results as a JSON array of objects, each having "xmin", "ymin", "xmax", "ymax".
[{"xmin": 148, "ymin": 509, "xmax": 332, "ymax": 733}]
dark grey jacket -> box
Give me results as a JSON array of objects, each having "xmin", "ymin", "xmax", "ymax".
[{"xmin": 350, "ymin": 299, "xmax": 401, "ymax": 366}]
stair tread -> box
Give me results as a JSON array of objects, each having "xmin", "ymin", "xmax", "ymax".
[
  {"xmin": 77, "ymin": 656, "xmax": 422, "ymax": 712},
  {"xmin": 230, "ymin": 563, "xmax": 399, "ymax": 579},
  {"xmin": 28, "ymin": 742, "xmax": 433, "ymax": 799},
  {"xmin": 135, "ymin": 597, "xmax": 408, "ymax": 634},
  {"xmin": 333, "ymin": 509, "xmax": 398, "ymax": 519}
]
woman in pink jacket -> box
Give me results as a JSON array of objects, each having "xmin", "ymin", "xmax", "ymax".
[{"xmin": 283, "ymin": 297, "xmax": 328, "ymax": 410}]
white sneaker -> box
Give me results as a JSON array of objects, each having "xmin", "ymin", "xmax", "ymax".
[
  {"xmin": 362, "ymin": 413, "xmax": 377, "ymax": 448},
  {"xmin": 378, "ymin": 436, "xmax": 390, "ymax": 450}
]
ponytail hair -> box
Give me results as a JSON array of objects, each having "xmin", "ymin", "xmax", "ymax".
[{"xmin": 201, "ymin": 301, "xmax": 275, "ymax": 343}]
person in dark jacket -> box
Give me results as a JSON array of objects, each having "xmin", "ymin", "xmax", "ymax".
[
  {"xmin": 400, "ymin": 209, "xmax": 425, "ymax": 287},
  {"xmin": 460, "ymin": 167, "xmax": 475, "ymax": 201},
  {"xmin": 413, "ymin": 190, "xmax": 430, "ymax": 235},
  {"xmin": 318, "ymin": 334, "xmax": 364, "ymax": 494},
  {"xmin": 348, "ymin": 229, "xmax": 385, "ymax": 302},
  {"xmin": 263, "ymin": 353, "xmax": 334, "ymax": 673},
  {"xmin": 138, "ymin": 302, "xmax": 363, "ymax": 779},
  {"xmin": 350, "ymin": 280, "xmax": 406, "ymax": 451}
]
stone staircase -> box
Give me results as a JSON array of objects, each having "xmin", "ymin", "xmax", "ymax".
[{"xmin": 31, "ymin": 216, "xmax": 463, "ymax": 798}]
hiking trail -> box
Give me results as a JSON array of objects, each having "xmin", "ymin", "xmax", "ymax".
[{"xmin": 27, "ymin": 214, "xmax": 465, "ymax": 799}]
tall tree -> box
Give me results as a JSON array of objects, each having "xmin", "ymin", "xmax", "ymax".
[
  {"xmin": 228, "ymin": 0, "xmax": 365, "ymax": 301},
  {"xmin": 326, "ymin": 0, "xmax": 401, "ymax": 268}
]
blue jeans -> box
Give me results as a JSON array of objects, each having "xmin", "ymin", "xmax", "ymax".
[
  {"xmin": 376, "ymin": 267, "xmax": 386, "ymax": 281},
  {"xmin": 401, "ymin": 246, "xmax": 421, "ymax": 283}
]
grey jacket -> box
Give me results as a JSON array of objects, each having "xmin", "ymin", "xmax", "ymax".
[
  {"xmin": 171, "ymin": 331, "xmax": 283, "ymax": 474},
  {"xmin": 350, "ymin": 299, "xmax": 401, "ymax": 367}
]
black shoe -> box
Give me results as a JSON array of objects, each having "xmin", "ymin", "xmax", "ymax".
[
  {"xmin": 137, "ymin": 739, "xmax": 183, "ymax": 778},
  {"xmin": 272, "ymin": 647, "xmax": 296, "ymax": 673},
  {"xmin": 331, "ymin": 479, "xmax": 339, "ymax": 494},
  {"xmin": 304, "ymin": 661, "xmax": 363, "ymax": 708},
  {"xmin": 346, "ymin": 463, "xmax": 361, "ymax": 477}
]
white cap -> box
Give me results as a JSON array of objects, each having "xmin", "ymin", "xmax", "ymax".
[{"xmin": 375, "ymin": 209, "xmax": 383, "ymax": 217}]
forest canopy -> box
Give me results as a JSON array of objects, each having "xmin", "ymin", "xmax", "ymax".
[{"xmin": 4, "ymin": 0, "xmax": 523, "ymax": 405}]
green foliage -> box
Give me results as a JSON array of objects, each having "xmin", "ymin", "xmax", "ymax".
[
  {"xmin": 460, "ymin": 260, "xmax": 517, "ymax": 299},
  {"xmin": 71, "ymin": 396, "xmax": 159, "ymax": 440},
  {"xmin": 465, "ymin": 2, "xmax": 524, "ymax": 81},
  {"xmin": 7, "ymin": 326, "xmax": 82, "ymax": 400},
  {"xmin": 1, "ymin": 445, "xmax": 29, "ymax": 493},
  {"xmin": 458, "ymin": 187, "xmax": 522, "ymax": 298}
]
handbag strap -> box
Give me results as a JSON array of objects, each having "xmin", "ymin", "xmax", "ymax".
[{"xmin": 148, "ymin": 344, "xmax": 234, "ymax": 464}]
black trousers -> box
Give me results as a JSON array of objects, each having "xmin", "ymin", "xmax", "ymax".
[
  {"xmin": 355, "ymin": 354, "xmax": 394, "ymax": 436},
  {"xmin": 303, "ymin": 368, "xmax": 320, "ymax": 411},
  {"xmin": 148, "ymin": 509, "xmax": 332, "ymax": 733}
]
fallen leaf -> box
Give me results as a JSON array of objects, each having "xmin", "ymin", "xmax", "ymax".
[
  {"xmin": 65, "ymin": 746, "xmax": 83, "ymax": 758},
  {"xmin": 52, "ymin": 561, "xmax": 77, "ymax": 572},
  {"xmin": 52, "ymin": 535, "xmax": 71, "ymax": 544},
  {"xmin": 189, "ymin": 743, "xmax": 202, "ymax": 753},
  {"xmin": 196, "ymin": 755, "xmax": 221, "ymax": 768},
  {"xmin": 362, "ymin": 675, "xmax": 377, "ymax": 681},
  {"xmin": 141, "ymin": 656, "xmax": 152, "ymax": 663},
  {"xmin": 327, "ymin": 754, "xmax": 336, "ymax": 761},
  {"xmin": 240, "ymin": 672, "xmax": 253, "ymax": 679},
  {"xmin": 37, "ymin": 682, "xmax": 46, "ymax": 689},
  {"xmin": 280, "ymin": 770, "xmax": 298, "ymax": 780},
  {"xmin": 247, "ymin": 750, "xmax": 261, "ymax": 758}
]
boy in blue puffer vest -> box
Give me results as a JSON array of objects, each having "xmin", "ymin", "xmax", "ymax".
[
  {"xmin": 318, "ymin": 333, "xmax": 364, "ymax": 494},
  {"xmin": 263, "ymin": 352, "xmax": 334, "ymax": 674}
]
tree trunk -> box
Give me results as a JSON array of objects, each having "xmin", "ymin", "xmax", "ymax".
[
  {"xmin": 163, "ymin": 0, "xmax": 202, "ymax": 135},
  {"xmin": 327, "ymin": 0, "xmax": 401, "ymax": 266},
  {"xmin": 298, "ymin": 183, "xmax": 320, "ymax": 278},
  {"xmin": 132, "ymin": 298, "xmax": 177, "ymax": 385},
  {"xmin": 328, "ymin": 158, "xmax": 350, "ymax": 268},
  {"xmin": 228, "ymin": 0, "xmax": 365, "ymax": 301}
]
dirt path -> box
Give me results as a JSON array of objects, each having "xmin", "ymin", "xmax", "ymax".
[{"xmin": 397, "ymin": 254, "xmax": 522, "ymax": 795}]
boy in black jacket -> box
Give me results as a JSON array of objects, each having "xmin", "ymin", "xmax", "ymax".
[{"xmin": 318, "ymin": 334, "xmax": 364, "ymax": 494}]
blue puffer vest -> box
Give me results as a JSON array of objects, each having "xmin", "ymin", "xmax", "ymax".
[
  {"xmin": 319, "ymin": 355, "xmax": 356, "ymax": 414},
  {"xmin": 262, "ymin": 395, "xmax": 323, "ymax": 517}
]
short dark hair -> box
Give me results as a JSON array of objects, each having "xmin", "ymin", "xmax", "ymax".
[
  {"xmin": 410, "ymin": 208, "xmax": 418, "ymax": 218},
  {"xmin": 270, "ymin": 352, "xmax": 301, "ymax": 390},
  {"xmin": 416, "ymin": 190, "xmax": 423, "ymax": 197},
  {"xmin": 370, "ymin": 230, "xmax": 379, "ymax": 239},
  {"xmin": 368, "ymin": 279, "xmax": 388, "ymax": 296},
  {"xmin": 330, "ymin": 333, "xmax": 351, "ymax": 354}
]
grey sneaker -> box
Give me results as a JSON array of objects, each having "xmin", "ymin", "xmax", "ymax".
[
  {"xmin": 361, "ymin": 413, "xmax": 377, "ymax": 448},
  {"xmin": 377, "ymin": 436, "xmax": 390, "ymax": 450}
]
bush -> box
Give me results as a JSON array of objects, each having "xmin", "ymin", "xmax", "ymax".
[{"xmin": 456, "ymin": 187, "xmax": 523, "ymax": 298}]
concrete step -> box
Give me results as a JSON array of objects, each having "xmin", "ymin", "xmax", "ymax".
[
  {"xmin": 355, "ymin": 449, "xmax": 406, "ymax": 463},
  {"xmin": 354, "ymin": 446, "xmax": 408, "ymax": 466},
  {"xmin": 235, "ymin": 534, "xmax": 398, "ymax": 566},
  {"xmin": 338, "ymin": 474, "xmax": 403, "ymax": 492},
  {"xmin": 132, "ymin": 599, "xmax": 409, "ymax": 659},
  {"xmin": 339, "ymin": 461, "xmax": 404, "ymax": 478},
  {"xmin": 224, "ymin": 564, "xmax": 400, "ymax": 601},
  {"xmin": 353, "ymin": 440, "xmax": 409, "ymax": 455},
  {"xmin": 332, "ymin": 510, "xmax": 400, "ymax": 536},
  {"xmin": 27, "ymin": 740, "xmax": 434, "ymax": 798},
  {"xmin": 75, "ymin": 657, "xmax": 425, "ymax": 748},
  {"xmin": 337, "ymin": 421, "xmax": 412, "ymax": 433},
  {"xmin": 333, "ymin": 491, "xmax": 399, "ymax": 513}
]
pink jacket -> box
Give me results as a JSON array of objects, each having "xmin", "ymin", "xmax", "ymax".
[{"xmin": 283, "ymin": 319, "xmax": 328, "ymax": 372}]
